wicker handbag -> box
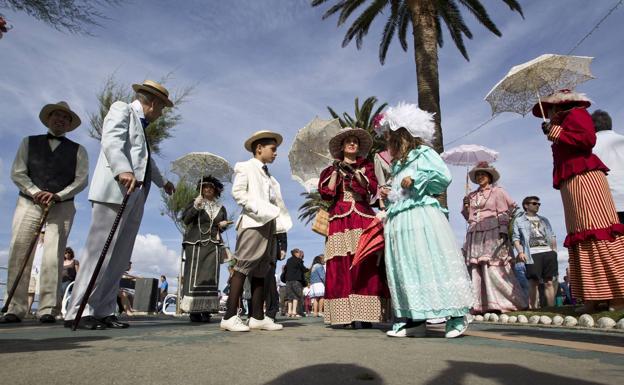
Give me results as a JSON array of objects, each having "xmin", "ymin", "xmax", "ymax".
[{"xmin": 311, "ymin": 208, "xmax": 330, "ymax": 237}]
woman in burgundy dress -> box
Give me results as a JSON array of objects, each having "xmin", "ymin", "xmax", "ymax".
[
  {"xmin": 318, "ymin": 127, "xmax": 390, "ymax": 326},
  {"xmin": 535, "ymin": 89, "xmax": 624, "ymax": 311}
]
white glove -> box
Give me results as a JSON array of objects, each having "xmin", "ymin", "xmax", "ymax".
[{"xmin": 193, "ymin": 195, "xmax": 204, "ymax": 209}]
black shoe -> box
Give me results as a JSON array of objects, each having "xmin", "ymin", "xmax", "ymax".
[
  {"xmin": 200, "ymin": 312, "xmax": 212, "ymax": 323},
  {"xmin": 100, "ymin": 315, "xmax": 129, "ymax": 329},
  {"xmin": 360, "ymin": 322, "xmax": 373, "ymax": 329},
  {"xmin": 0, "ymin": 314, "xmax": 21, "ymax": 324},
  {"xmin": 64, "ymin": 316, "xmax": 107, "ymax": 330},
  {"xmin": 189, "ymin": 313, "xmax": 203, "ymax": 322},
  {"xmin": 39, "ymin": 314, "xmax": 56, "ymax": 324}
]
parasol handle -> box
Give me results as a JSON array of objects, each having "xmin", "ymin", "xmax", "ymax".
[
  {"xmin": 312, "ymin": 151, "xmax": 334, "ymax": 161},
  {"xmin": 465, "ymin": 166, "xmax": 470, "ymax": 196},
  {"xmin": 536, "ymin": 91, "xmax": 546, "ymax": 122}
]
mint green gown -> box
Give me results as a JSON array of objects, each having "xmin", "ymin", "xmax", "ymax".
[{"xmin": 384, "ymin": 146, "xmax": 473, "ymax": 320}]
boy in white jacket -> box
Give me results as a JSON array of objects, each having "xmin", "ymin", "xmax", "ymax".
[{"xmin": 221, "ymin": 130, "xmax": 286, "ymax": 332}]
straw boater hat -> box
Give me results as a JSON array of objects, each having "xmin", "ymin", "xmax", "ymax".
[
  {"xmin": 244, "ymin": 130, "xmax": 283, "ymax": 152},
  {"xmin": 532, "ymin": 89, "xmax": 591, "ymax": 118},
  {"xmin": 132, "ymin": 80, "xmax": 174, "ymax": 107},
  {"xmin": 469, "ymin": 162, "xmax": 500, "ymax": 184},
  {"xmin": 39, "ymin": 101, "xmax": 82, "ymax": 132},
  {"xmin": 328, "ymin": 127, "xmax": 373, "ymax": 159}
]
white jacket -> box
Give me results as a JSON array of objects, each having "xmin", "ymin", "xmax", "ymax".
[
  {"xmin": 89, "ymin": 100, "xmax": 165, "ymax": 204},
  {"xmin": 232, "ymin": 158, "xmax": 289, "ymax": 230}
]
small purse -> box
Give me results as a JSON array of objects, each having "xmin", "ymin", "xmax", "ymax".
[{"xmin": 311, "ymin": 208, "xmax": 330, "ymax": 237}]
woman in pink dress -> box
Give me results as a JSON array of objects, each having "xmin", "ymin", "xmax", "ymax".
[
  {"xmin": 318, "ymin": 127, "xmax": 390, "ymax": 326},
  {"xmin": 462, "ymin": 162, "xmax": 528, "ymax": 313}
]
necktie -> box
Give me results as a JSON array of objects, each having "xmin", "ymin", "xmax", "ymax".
[
  {"xmin": 47, "ymin": 133, "xmax": 65, "ymax": 141},
  {"xmin": 140, "ymin": 118, "xmax": 149, "ymax": 129},
  {"xmin": 262, "ymin": 164, "xmax": 271, "ymax": 177}
]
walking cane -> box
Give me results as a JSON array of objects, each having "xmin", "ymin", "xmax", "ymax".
[
  {"xmin": 1, "ymin": 203, "xmax": 52, "ymax": 313},
  {"xmin": 72, "ymin": 192, "xmax": 131, "ymax": 331}
]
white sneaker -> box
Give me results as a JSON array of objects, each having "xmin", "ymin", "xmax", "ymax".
[
  {"xmin": 248, "ymin": 316, "xmax": 283, "ymax": 331},
  {"xmin": 386, "ymin": 322, "xmax": 426, "ymax": 338},
  {"xmin": 445, "ymin": 316, "xmax": 468, "ymax": 338},
  {"xmin": 220, "ymin": 315, "xmax": 250, "ymax": 332}
]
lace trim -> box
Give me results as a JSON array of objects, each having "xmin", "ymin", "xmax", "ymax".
[
  {"xmin": 324, "ymin": 228, "xmax": 363, "ymax": 261},
  {"xmin": 323, "ymin": 295, "xmax": 390, "ymax": 325}
]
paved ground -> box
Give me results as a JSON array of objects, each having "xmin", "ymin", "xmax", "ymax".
[{"xmin": 0, "ymin": 315, "xmax": 622, "ymax": 385}]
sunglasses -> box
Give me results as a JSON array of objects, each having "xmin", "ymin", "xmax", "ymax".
[{"xmin": 527, "ymin": 202, "xmax": 541, "ymax": 206}]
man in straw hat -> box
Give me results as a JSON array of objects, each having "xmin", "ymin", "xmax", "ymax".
[
  {"xmin": 220, "ymin": 130, "xmax": 286, "ymax": 332},
  {"xmin": 1, "ymin": 101, "xmax": 88, "ymax": 324},
  {"xmin": 64, "ymin": 80, "xmax": 175, "ymax": 330}
]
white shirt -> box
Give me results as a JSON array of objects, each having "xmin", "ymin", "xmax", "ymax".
[
  {"xmin": 594, "ymin": 130, "xmax": 624, "ymax": 211},
  {"xmin": 11, "ymin": 131, "xmax": 89, "ymax": 200}
]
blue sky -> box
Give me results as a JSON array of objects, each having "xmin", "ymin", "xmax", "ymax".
[{"xmin": 1, "ymin": 0, "xmax": 623, "ymax": 292}]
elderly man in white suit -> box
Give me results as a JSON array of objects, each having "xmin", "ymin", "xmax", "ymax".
[
  {"xmin": 64, "ymin": 80, "xmax": 175, "ymax": 330},
  {"xmin": 220, "ymin": 130, "xmax": 287, "ymax": 332}
]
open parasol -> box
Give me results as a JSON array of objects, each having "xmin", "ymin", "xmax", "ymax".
[
  {"xmin": 170, "ymin": 152, "xmax": 234, "ymax": 183},
  {"xmin": 441, "ymin": 144, "xmax": 498, "ymax": 194},
  {"xmin": 351, "ymin": 217, "xmax": 384, "ymax": 269},
  {"xmin": 289, "ymin": 117, "xmax": 343, "ymax": 192},
  {"xmin": 485, "ymin": 54, "xmax": 594, "ymax": 121}
]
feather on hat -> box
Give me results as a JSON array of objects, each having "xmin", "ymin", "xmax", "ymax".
[{"xmin": 377, "ymin": 102, "xmax": 435, "ymax": 142}]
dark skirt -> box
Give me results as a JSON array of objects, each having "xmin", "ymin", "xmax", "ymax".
[{"xmin": 181, "ymin": 241, "xmax": 220, "ymax": 313}]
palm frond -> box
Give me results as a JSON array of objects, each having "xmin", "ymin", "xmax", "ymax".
[
  {"xmin": 438, "ymin": 0, "xmax": 471, "ymax": 60},
  {"xmin": 397, "ymin": 2, "xmax": 410, "ymax": 51},
  {"xmin": 457, "ymin": 0, "xmax": 501, "ymax": 36},
  {"xmin": 379, "ymin": 10, "xmax": 398, "ymax": 65},
  {"xmin": 499, "ymin": 0, "xmax": 524, "ymax": 18},
  {"xmin": 338, "ymin": 0, "xmax": 368, "ymax": 25},
  {"xmin": 341, "ymin": 0, "xmax": 388, "ymax": 49}
]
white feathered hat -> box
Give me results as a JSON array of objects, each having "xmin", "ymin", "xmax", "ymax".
[{"xmin": 375, "ymin": 102, "xmax": 435, "ymax": 142}]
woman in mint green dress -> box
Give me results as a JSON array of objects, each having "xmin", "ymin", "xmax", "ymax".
[{"xmin": 377, "ymin": 103, "xmax": 474, "ymax": 338}]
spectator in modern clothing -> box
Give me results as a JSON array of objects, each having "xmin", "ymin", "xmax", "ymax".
[
  {"xmin": 309, "ymin": 255, "xmax": 326, "ymax": 317},
  {"xmin": 591, "ymin": 110, "xmax": 624, "ymax": 224},
  {"xmin": 277, "ymin": 264, "xmax": 287, "ymax": 316},
  {"xmin": 512, "ymin": 196, "xmax": 558, "ymax": 309},
  {"xmin": 61, "ymin": 247, "xmax": 79, "ymax": 296},
  {"xmin": 284, "ymin": 248, "xmax": 308, "ymax": 318},
  {"xmin": 159, "ymin": 275, "xmax": 168, "ymax": 312}
]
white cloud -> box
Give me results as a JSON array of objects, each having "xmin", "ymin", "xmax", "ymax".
[{"xmin": 130, "ymin": 233, "xmax": 180, "ymax": 280}]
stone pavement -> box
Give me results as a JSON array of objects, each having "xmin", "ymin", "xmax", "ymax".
[{"xmin": 0, "ymin": 315, "xmax": 622, "ymax": 385}]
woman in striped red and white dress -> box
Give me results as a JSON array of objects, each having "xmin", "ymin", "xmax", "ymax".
[{"xmin": 534, "ymin": 89, "xmax": 624, "ymax": 311}]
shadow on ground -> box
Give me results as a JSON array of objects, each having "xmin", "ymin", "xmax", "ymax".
[
  {"xmin": 0, "ymin": 336, "xmax": 110, "ymax": 354},
  {"xmin": 426, "ymin": 361, "xmax": 608, "ymax": 385},
  {"xmin": 479, "ymin": 327, "xmax": 624, "ymax": 347},
  {"xmin": 263, "ymin": 364, "xmax": 384, "ymax": 385}
]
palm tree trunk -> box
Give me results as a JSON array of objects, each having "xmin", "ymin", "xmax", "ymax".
[{"xmin": 408, "ymin": 0, "xmax": 447, "ymax": 208}]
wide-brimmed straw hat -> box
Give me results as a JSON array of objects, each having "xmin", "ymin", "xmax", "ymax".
[
  {"xmin": 39, "ymin": 101, "xmax": 81, "ymax": 132},
  {"xmin": 328, "ymin": 127, "xmax": 373, "ymax": 159},
  {"xmin": 132, "ymin": 80, "xmax": 174, "ymax": 107},
  {"xmin": 469, "ymin": 162, "xmax": 500, "ymax": 184},
  {"xmin": 532, "ymin": 89, "xmax": 591, "ymax": 118},
  {"xmin": 244, "ymin": 130, "xmax": 283, "ymax": 152}
]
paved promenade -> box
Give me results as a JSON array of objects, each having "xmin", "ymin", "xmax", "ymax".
[{"xmin": 0, "ymin": 315, "xmax": 622, "ymax": 385}]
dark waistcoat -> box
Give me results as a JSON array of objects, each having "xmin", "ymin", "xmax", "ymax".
[{"xmin": 24, "ymin": 134, "xmax": 78, "ymax": 199}]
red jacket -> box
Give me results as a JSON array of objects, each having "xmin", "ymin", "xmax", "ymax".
[{"xmin": 547, "ymin": 107, "xmax": 609, "ymax": 189}]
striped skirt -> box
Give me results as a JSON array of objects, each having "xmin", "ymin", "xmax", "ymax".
[{"xmin": 560, "ymin": 170, "xmax": 624, "ymax": 300}]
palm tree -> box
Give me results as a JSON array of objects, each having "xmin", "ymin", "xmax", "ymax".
[
  {"xmin": 311, "ymin": 0, "xmax": 524, "ymax": 154},
  {"xmin": 298, "ymin": 96, "xmax": 387, "ymax": 223}
]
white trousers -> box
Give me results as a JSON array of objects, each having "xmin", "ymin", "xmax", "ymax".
[
  {"xmin": 4, "ymin": 196, "xmax": 75, "ymax": 317},
  {"xmin": 65, "ymin": 191, "xmax": 145, "ymax": 320}
]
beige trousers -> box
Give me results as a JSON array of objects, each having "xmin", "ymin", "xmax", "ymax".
[{"xmin": 4, "ymin": 196, "xmax": 75, "ymax": 318}]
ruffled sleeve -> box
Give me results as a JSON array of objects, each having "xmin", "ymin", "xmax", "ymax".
[
  {"xmin": 406, "ymin": 147, "xmax": 451, "ymax": 196},
  {"xmin": 548, "ymin": 108, "xmax": 596, "ymax": 150},
  {"xmin": 318, "ymin": 165, "xmax": 338, "ymax": 201}
]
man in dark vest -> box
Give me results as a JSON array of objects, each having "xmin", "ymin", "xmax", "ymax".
[{"xmin": 1, "ymin": 101, "xmax": 88, "ymax": 324}]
